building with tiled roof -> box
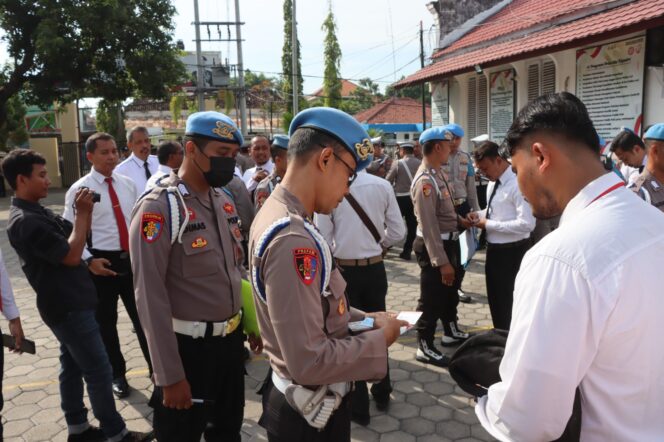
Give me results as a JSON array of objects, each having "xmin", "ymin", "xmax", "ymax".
[
  {"xmin": 307, "ymin": 79, "xmax": 362, "ymax": 101},
  {"xmin": 354, "ymin": 97, "xmax": 432, "ymax": 144},
  {"xmin": 396, "ymin": 0, "xmax": 664, "ymax": 148}
]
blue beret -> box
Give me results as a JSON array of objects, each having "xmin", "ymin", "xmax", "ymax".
[
  {"xmin": 271, "ymin": 134, "xmax": 289, "ymax": 150},
  {"xmin": 289, "ymin": 107, "xmax": 374, "ymax": 171},
  {"xmin": 446, "ymin": 123, "xmax": 465, "ymax": 138},
  {"xmin": 644, "ymin": 123, "xmax": 664, "ymax": 141},
  {"xmin": 419, "ymin": 127, "xmax": 453, "ymax": 144},
  {"xmin": 185, "ymin": 111, "xmax": 244, "ymax": 146}
]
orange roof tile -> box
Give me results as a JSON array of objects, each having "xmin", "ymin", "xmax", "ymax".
[{"xmin": 354, "ymin": 97, "xmax": 431, "ymax": 124}]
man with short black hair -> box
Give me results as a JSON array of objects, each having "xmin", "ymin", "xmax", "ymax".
[
  {"xmin": 115, "ymin": 127, "xmax": 160, "ymax": 194},
  {"xmin": 475, "ymin": 92, "xmax": 664, "ymax": 441},
  {"xmin": 3, "ymin": 149, "xmax": 149, "ymax": 442},
  {"xmin": 610, "ymin": 128, "xmax": 647, "ymax": 185},
  {"xmin": 242, "ymin": 135, "xmax": 273, "ymax": 192},
  {"xmin": 145, "ymin": 141, "xmax": 184, "ymax": 190},
  {"xmin": 469, "ymin": 141, "xmax": 535, "ymax": 329},
  {"xmin": 254, "ymin": 135, "xmax": 289, "ymax": 210},
  {"xmin": 64, "ymin": 132, "xmax": 152, "ymax": 399}
]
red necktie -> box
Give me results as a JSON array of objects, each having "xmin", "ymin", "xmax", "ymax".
[{"xmin": 105, "ymin": 177, "xmax": 130, "ymax": 251}]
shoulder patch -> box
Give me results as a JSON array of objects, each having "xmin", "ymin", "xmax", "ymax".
[
  {"xmin": 422, "ymin": 183, "xmax": 433, "ymax": 197},
  {"xmin": 293, "ymin": 247, "xmax": 318, "ymax": 286},
  {"xmin": 142, "ymin": 213, "xmax": 164, "ymax": 243}
]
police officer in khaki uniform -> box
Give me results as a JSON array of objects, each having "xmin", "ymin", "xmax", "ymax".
[
  {"xmin": 254, "ymin": 134, "xmax": 289, "ymax": 211},
  {"xmin": 631, "ymin": 123, "xmax": 664, "ymax": 212},
  {"xmin": 441, "ymin": 124, "xmax": 479, "ymax": 303},
  {"xmin": 366, "ymin": 137, "xmax": 392, "ymax": 178},
  {"xmin": 250, "ymin": 107, "xmax": 407, "ymax": 442},
  {"xmin": 386, "ymin": 142, "xmax": 421, "ymax": 260},
  {"xmin": 412, "ymin": 127, "xmax": 472, "ymax": 368},
  {"xmin": 130, "ymin": 111, "xmax": 260, "ymax": 442}
]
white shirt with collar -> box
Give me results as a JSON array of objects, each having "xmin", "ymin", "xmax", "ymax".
[
  {"xmin": 475, "ymin": 172, "xmax": 664, "ymax": 441},
  {"xmin": 63, "ymin": 168, "xmax": 137, "ymax": 253},
  {"xmin": 315, "ymin": 171, "xmax": 406, "ymax": 260},
  {"xmin": 242, "ymin": 159, "xmax": 274, "ymax": 192},
  {"xmin": 145, "ymin": 164, "xmax": 172, "ymax": 191},
  {"xmin": 478, "ymin": 166, "xmax": 535, "ymax": 244},
  {"xmin": 115, "ymin": 153, "xmax": 160, "ymax": 195},
  {"xmin": 0, "ymin": 249, "xmax": 19, "ymax": 321}
]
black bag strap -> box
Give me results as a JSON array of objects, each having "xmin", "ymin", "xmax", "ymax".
[{"xmin": 345, "ymin": 193, "xmax": 382, "ymax": 244}]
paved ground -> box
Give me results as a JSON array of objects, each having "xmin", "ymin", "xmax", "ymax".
[{"xmin": 0, "ymin": 189, "xmax": 497, "ymax": 442}]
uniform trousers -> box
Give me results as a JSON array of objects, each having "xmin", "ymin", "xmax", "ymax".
[
  {"xmin": 259, "ymin": 374, "xmax": 351, "ymax": 442},
  {"xmin": 90, "ymin": 250, "xmax": 151, "ymax": 379},
  {"xmin": 151, "ymin": 327, "xmax": 245, "ymax": 442},
  {"xmin": 339, "ymin": 262, "xmax": 391, "ymax": 415},
  {"xmin": 413, "ymin": 237, "xmax": 461, "ymax": 340},
  {"xmin": 396, "ymin": 195, "xmax": 417, "ymax": 255},
  {"xmin": 485, "ymin": 239, "xmax": 530, "ymax": 330}
]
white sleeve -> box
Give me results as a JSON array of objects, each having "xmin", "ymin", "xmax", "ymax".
[
  {"xmin": 475, "ymin": 255, "xmax": 602, "ymax": 441},
  {"xmin": 383, "ymin": 183, "xmax": 406, "ymax": 246},
  {"xmin": 63, "ymin": 185, "xmax": 93, "ymax": 260},
  {"xmin": 484, "ymin": 187, "xmax": 535, "ymax": 236},
  {"xmin": 242, "ymin": 169, "xmax": 258, "ymax": 192},
  {"xmin": 314, "ymin": 213, "xmax": 335, "ymax": 251},
  {"xmin": 0, "ymin": 250, "xmax": 19, "ymax": 320}
]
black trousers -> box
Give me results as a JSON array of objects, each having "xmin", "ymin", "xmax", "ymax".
[
  {"xmin": 90, "ymin": 250, "xmax": 151, "ymax": 379},
  {"xmin": 396, "ymin": 195, "xmax": 417, "ymax": 255},
  {"xmin": 339, "ymin": 262, "xmax": 391, "ymax": 415},
  {"xmin": 260, "ymin": 376, "xmax": 351, "ymax": 442},
  {"xmin": 151, "ymin": 327, "xmax": 245, "ymax": 442},
  {"xmin": 485, "ymin": 240, "xmax": 530, "ymax": 330},
  {"xmin": 414, "ymin": 237, "xmax": 461, "ymax": 340}
]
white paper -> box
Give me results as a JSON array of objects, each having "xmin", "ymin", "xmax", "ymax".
[{"xmin": 397, "ymin": 311, "xmax": 422, "ymax": 334}]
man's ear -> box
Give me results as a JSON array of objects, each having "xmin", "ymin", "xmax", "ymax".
[
  {"xmin": 185, "ymin": 140, "xmax": 197, "ymax": 156},
  {"xmin": 317, "ymin": 146, "xmax": 334, "ymax": 170},
  {"xmin": 531, "ymin": 141, "xmax": 552, "ymax": 173}
]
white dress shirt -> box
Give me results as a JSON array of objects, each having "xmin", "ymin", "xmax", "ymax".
[
  {"xmin": 63, "ymin": 168, "xmax": 137, "ymax": 253},
  {"xmin": 315, "ymin": 171, "xmax": 406, "ymax": 259},
  {"xmin": 0, "ymin": 249, "xmax": 20, "ymax": 320},
  {"xmin": 115, "ymin": 153, "xmax": 160, "ymax": 195},
  {"xmin": 476, "ymin": 172, "xmax": 664, "ymax": 442},
  {"xmin": 242, "ymin": 159, "xmax": 274, "ymax": 192},
  {"xmin": 478, "ymin": 166, "xmax": 535, "ymax": 244},
  {"xmin": 144, "ymin": 164, "xmax": 171, "ymax": 191}
]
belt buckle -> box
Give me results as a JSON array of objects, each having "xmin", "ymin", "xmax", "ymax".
[{"xmin": 191, "ymin": 321, "xmax": 203, "ymax": 339}]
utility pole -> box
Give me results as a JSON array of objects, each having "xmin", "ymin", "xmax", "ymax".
[
  {"xmin": 420, "ymin": 21, "xmax": 427, "ymax": 129},
  {"xmin": 234, "ymin": 0, "xmax": 247, "ymax": 136},
  {"xmin": 194, "ymin": 0, "xmax": 205, "ymax": 111},
  {"xmin": 291, "ymin": 0, "xmax": 299, "ymax": 115}
]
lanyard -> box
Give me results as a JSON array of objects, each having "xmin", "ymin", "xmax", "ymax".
[{"xmin": 587, "ymin": 182, "xmax": 625, "ymax": 207}]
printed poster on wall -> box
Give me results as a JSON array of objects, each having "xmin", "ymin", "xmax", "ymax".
[
  {"xmin": 576, "ymin": 36, "xmax": 645, "ymax": 139},
  {"xmin": 489, "ymin": 69, "xmax": 515, "ymax": 142},
  {"xmin": 431, "ymin": 81, "xmax": 449, "ymax": 127}
]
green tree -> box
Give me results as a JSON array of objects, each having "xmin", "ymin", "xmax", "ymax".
[
  {"xmin": 95, "ymin": 100, "xmax": 126, "ymax": 147},
  {"xmin": 169, "ymin": 93, "xmax": 186, "ymax": 127},
  {"xmin": 0, "ymin": 0, "xmax": 187, "ymax": 122},
  {"xmin": 0, "ymin": 94, "xmax": 28, "ymax": 150},
  {"xmin": 385, "ymin": 76, "xmax": 431, "ymax": 103},
  {"xmin": 281, "ymin": 0, "xmax": 304, "ymax": 114},
  {"xmin": 321, "ymin": 3, "xmax": 342, "ymax": 109}
]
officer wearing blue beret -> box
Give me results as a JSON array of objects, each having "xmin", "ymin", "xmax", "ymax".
[
  {"xmin": 411, "ymin": 127, "xmax": 473, "ymax": 368},
  {"xmin": 440, "ymin": 124, "xmax": 479, "ymax": 304},
  {"xmin": 249, "ymin": 107, "xmax": 407, "ymax": 441},
  {"xmin": 254, "ymin": 134, "xmax": 290, "ymax": 211},
  {"xmin": 130, "ymin": 111, "xmax": 262, "ymax": 441},
  {"xmin": 630, "ymin": 123, "xmax": 664, "ymax": 212}
]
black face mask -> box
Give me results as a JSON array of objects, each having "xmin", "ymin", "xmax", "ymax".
[{"xmin": 195, "ymin": 149, "xmax": 236, "ymax": 188}]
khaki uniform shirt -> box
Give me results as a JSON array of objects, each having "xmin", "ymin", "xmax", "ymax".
[
  {"xmin": 253, "ymin": 172, "xmax": 280, "ymax": 211},
  {"xmin": 630, "ymin": 170, "xmax": 664, "ymax": 212},
  {"xmin": 385, "ymin": 155, "xmax": 421, "ymax": 196},
  {"xmin": 224, "ymin": 176, "xmax": 255, "ymax": 237},
  {"xmin": 129, "ymin": 172, "xmax": 244, "ymax": 386},
  {"xmin": 249, "ymin": 185, "xmax": 387, "ymax": 385},
  {"xmin": 441, "ymin": 150, "xmax": 480, "ymax": 211},
  {"xmin": 411, "ymin": 163, "xmax": 458, "ymax": 267},
  {"xmin": 235, "ymin": 152, "xmax": 255, "ymax": 174}
]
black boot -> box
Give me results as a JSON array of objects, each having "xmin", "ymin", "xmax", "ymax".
[
  {"xmin": 441, "ymin": 321, "xmax": 469, "ymax": 347},
  {"xmin": 416, "ymin": 338, "xmax": 450, "ymax": 367}
]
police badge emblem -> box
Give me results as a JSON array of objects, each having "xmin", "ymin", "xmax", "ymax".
[
  {"xmin": 141, "ymin": 213, "xmax": 164, "ymax": 243},
  {"xmin": 293, "ymin": 247, "xmax": 318, "ymax": 286}
]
